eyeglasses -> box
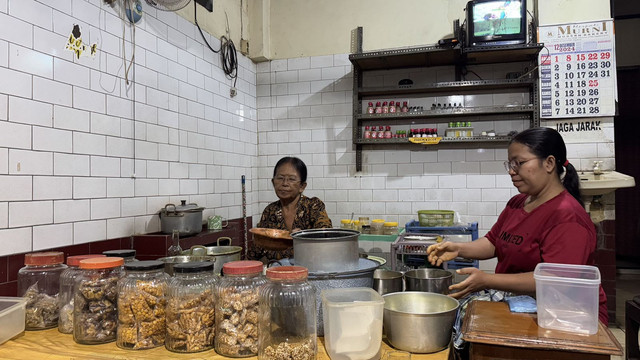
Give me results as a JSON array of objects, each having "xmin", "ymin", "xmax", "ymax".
[
  {"xmin": 503, "ymin": 158, "xmax": 538, "ymax": 173},
  {"xmin": 273, "ymin": 176, "xmax": 300, "ymax": 184}
]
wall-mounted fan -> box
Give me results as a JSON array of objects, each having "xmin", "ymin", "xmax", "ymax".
[{"xmin": 144, "ymin": 0, "xmax": 190, "ymax": 11}]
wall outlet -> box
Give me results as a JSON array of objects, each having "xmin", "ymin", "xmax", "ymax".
[
  {"xmin": 230, "ymin": 87, "xmax": 237, "ymax": 97},
  {"xmin": 240, "ymin": 39, "xmax": 249, "ymax": 55}
]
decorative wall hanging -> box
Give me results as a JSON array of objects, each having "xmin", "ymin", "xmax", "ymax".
[{"xmin": 65, "ymin": 24, "xmax": 98, "ymax": 59}]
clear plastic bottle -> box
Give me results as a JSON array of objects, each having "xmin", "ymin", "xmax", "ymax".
[
  {"xmin": 366, "ymin": 102, "xmax": 374, "ymax": 114},
  {"xmin": 166, "ymin": 262, "xmax": 217, "ymax": 353},
  {"xmin": 401, "ymin": 101, "xmax": 409, "ymax": 112},
  {"xmin": 215, "ymin": 260, "xmax": 266, "ymax": 357},
  {"xmin": 384, "ymin": 126, "xmax": 392, "ymax": 139},
  {"xmin": 389, "ymin": 100, "xmax": 397, "ymax": 113},
  {"xmin": 73, "ymin": 257, "xmax": 124, "ymax": 344},
  {"xmin": 103, "ymin": 249, "xmax": 138, "ymax": 262},
  {"xmin": 382, "ymin": 101, "xmax": 389, "ymax": 113},
  {"xmin": 117, "ymin": 260, "xmax": 170, "ymax": 350},
  {"xmin": 377, "ymin": 125, "xmax": 385, "ymax": 138},
  {"xmin": 375, "ymin": 101, "xmax": 382, "ymax": 114},
  {"xmin": 364, "ymin": 125, "xmax": 371, "ymax": 139},
  {"xmin": 167, "ymin": 229, "xmax": 182, "ymax": 256},
  {"xmin": 58, "ymin": 254, "xmax": 106, "ymax": 334},
  {"xmin": 18, "ymin": 251, "xmax": 68, "ymax": 330},
  {"xmin": 258, "ymin": 266, "xmax": 317, "ymax": 360}
]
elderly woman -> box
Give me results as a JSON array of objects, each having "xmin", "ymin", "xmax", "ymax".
[{"xmin": 248, "ymin": 157, "xmax": 332, "ymax": 261}]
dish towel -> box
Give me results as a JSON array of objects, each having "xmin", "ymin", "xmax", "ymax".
[{"xmin": 505, "ymin": 295, "xmax": 537, "ymax": 313}]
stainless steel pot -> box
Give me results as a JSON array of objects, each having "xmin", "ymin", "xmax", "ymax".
[
  {"xmin": 291, "ymin": 229, "xmax": 360, "ymax": 272},
  {"xmin": 404, "ymin": 268, "xmax": 452, "ymax": 294},
  {"xmin": 157, "ymin": 255, "xmax": 215, "ymax": 276},
  {"xmin": 373, "ymin": 269, "xmax": 403, "ymax": 295},
  {"xmin": 274, "ymin": 257, "xmax": 380, "ymax": 336},
  {"xmin": 159, "ymin": 200, "xmax": 204, "ymax": 237},
  {"xmin": 180, "ymin": 237, "xmax": 242, "ymax": 275},
  {"xmin": 383, "ymin": 292, "xmax": 459, "ymax": 353}
]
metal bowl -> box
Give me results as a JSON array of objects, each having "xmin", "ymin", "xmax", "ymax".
[
  {"xmin": 373, "ymin": 269, "xmax": 403, "ymax": 295},
  {"xmin": 383, "ymin": 292, "xmax": 459, "ymax": 353},
  {"xmin": 404, "ymin": 268, "xmax": 452, "ymax": 294},
  {"xmin": 157, "ymin": 255, "xmax": 215, "ymax": 276}
]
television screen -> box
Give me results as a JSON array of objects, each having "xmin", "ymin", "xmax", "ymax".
[{"xmin": 471, "ymin": 0, "xmax": 524, "ymax": 37}]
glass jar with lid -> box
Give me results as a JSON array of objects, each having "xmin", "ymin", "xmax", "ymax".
[
  {"xmin": 215, "ymin": 260, "xmax": 266, "ymax": 357},
  {"xmin": 18, "ymin": 251, "xmax": 68, "ymax": 330},
  {"xmin": 117, "ymin": 260, "xmax": 169, "ymax": 350},
  {"xmin": 258, "ymin": 266, "xmax": 317, "ymax": 360},
  {"xmin": 383, "ymin": 222, "xmax": 399, "ymax": 236},
  {"xmin": 102, "ymin": 249, "xmax": 138, "ymax": 262},
  {"xmin": 340, "ymin": 219, "xmax": 354, "ymax": 230},
  {"xmin": 58, "ymin": 254, "xmax": 106, "ymax": 334},
  {"xmin": 371, "ymin": 219, "xmax": 385, "ymax": 235},
  {"xmin": 165, "ymin": 262, "xmax": 217, "ymax": 353},
  {"xmin": 73, "ymin": 257, "xmax": 124, "ymax": 344}
]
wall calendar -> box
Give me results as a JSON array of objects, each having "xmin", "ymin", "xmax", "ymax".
[{"xmin": 538, "ymin": 20, "xmax": 616, "ymax": 119}]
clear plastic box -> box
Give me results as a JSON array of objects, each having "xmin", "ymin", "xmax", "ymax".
[
  {"xmin": 534, "ymin": 263, "xmax": 600, "ymax": 334},
  {"xmin": 0, "ymin": 297, "xmax": 27, "ymax": 345},
  {"xmin": 322, "ymin": 288, "xmax": 384, "ymax": 360}
]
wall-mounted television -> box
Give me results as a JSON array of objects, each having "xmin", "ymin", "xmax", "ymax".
[{"xmin": 465, "ymin": 0, "xmax": 527, "ymax": 47}]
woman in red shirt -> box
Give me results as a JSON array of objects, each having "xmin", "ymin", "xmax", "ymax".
[{"xmin": 427, "ymin": 127, "xmax": 607, "ymax": 324}]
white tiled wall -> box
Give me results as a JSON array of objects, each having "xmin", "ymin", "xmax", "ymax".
[
  {"xmin": 0, "ymin": 0, "xmax": 257, "ymax": 256},
  {"xmin": 256, "ymin": 55, "xmax": 616, "ymax": 271}
]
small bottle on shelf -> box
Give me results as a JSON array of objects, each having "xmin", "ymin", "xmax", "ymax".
[
  {"xmin": 402, "ymin": 101, "xmax": 409, "ymax": 113},
  {"xmin": 384, "ymin": 126, "xmax": 392, "ymax": 139},
  {"xmin": 371, "ymin": 127, "xmax": 378, "ymax": 139},
  {"xmin": 382, "ymin": 101, "xmax": 389, "ymax": 113},
  {"xmin": 367, "ymin": 102, "xmax": 374, "ymax": 114},
  {"xmin": 364, "ymin": 126, "xmax": 371, "ymax": 139},
  {"xmin": 377, "ymin": 126, "xmax": 385, "ymax": 138},
  {"xmin": 375, "ymin": 101, "xmax": 382, "ymax": 114},
  {"xmin": 389, "ymin": 101, "xmax": 396, "ymax": 113}
]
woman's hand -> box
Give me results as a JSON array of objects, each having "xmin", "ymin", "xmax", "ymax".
[
  {"xmin": 426, "ymin": 241, "xmax": 459, "ymax": 267},
  {"xmin": 447, "ymin": 267, "xmax": 487, "ymax": 299}
]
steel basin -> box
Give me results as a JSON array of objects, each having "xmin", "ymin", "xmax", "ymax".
[
  {"xmin": 373, "ymin": 269, "xmax": 403, "ymax": 295},
  {"xmin": 404, "ymin": 268, "xmax": 452, "ymax": 294},
  {"xmin": 383, "ymin": 292, "xmax": 459, "ymax": 353},
  {"xmin": 180, "ymin": 238, "xmax": 241, "ymax": 274},
  {"xmin": 292, "ymin": 228, "xmax": 360, "ymax": 273}
]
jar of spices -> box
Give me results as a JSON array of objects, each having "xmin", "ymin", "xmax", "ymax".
[
  {"xmin": 215, "ymin": 260, "xmax": 266, "ymax": 357},
  {"xmin": 58, "ymin": 254, "xmax": 106, "ymax": 334},
  {"xmin": 166, "ymin": 262, "xmax": 217, "ymax": 353},
  {"xmin": 117, "ymin": 260, "xmax": 169, "ymax": 350},
  {"xmin": 383, "ymin": 222, "xmax": 399, "ymax": 235},
  {"xmin": 73, "ymin": 257, "xmax": 124, "ymax": 344},
  {"xmin": 103, "ymin": 249, "xmax": 138, "ymax": 262},
  {"xmin": 258, "ymin": 266, "xmax": 317, "ymax": 360},
  {"xmin": 18, "ymin": 251, "xmax": 67, "ymax": 330},
  {"xmin": 371, "ymin": 219, "xmax": 385, "ymax": 235}
]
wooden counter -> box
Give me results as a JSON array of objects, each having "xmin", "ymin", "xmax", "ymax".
[
  {"xmin": 462, "ymin": 300, "xmax": 622, "ymax": 360},
  {"xmin": 0, "ymin": 329, "xmax": 449, "ymax": 359}
]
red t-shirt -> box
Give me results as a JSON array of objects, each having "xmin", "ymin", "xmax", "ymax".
[{"xmin": 486, "ymin": 190, "xmax": 608, "ymax": 323}]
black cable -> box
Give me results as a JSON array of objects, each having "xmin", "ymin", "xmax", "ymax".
[
  {"xmin": 526, "ymin": 9, "xmax": 537, "ymax": 44},
  {"xmin": 194, "ymin": 1, "xmax": 238, "ymax": 88}
]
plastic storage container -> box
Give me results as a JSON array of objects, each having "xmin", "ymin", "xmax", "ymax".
[
  {"xmin": 534, "ymin": 262, "xmax": 601, "ymax": 335},
  {"xmin": 321, "ymin": 287, "xmax": 384, "ymax": 360},
  {"xmin": 383, "ymin": 222, "xmax": 399, "ymax": 235},
  {"xmin": 165, "ymin": 262, "xmax": 217, "ymax": 353},
  {"xmin": 18, "ymin": 251, "xmax": 67, "ymax": 330},
  {"xmin": 103, "ymin": 249, "xmax": 138, "ymax": 262},
  {"xmin": 117, "ymin": 260, "xmax": 169, "ymax": 350},
  {"xmin": 258, "ymin": 266, "xmax": 317, "ymax": 360},
  {"xmin": 73, "ymin": 257, "xmax": 124, "ymax": 344},
  {"xmin": 371, "ymin": 219, "xmax": 385, "ymax": 235},
  {"xmin": 58, "ymin": 254, "xmax": 106, "ymax": 334},
  {"xmin": 0, "ymin": 297, "xmax": 27, "ymax": 345},
  {"xmin": 215, "ymin": 260, "xmax": 266, "ymax": 357},
  {"xmin": 417, "ymin": 210, "xmax": 455, "ymax": 227},
  {"xmin": 340, "ymin": 219, "xmax": 354, "ymax": 230}
]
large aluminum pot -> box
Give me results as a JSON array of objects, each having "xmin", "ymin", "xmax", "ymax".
[
  {"xmin": 291, "ymin": 229, "xmax": 360, "ymax": 272},
  {"xmin": 373, "ymin": 269, "xmax": 403, "ymax": 295},
  {"xmin": 383, "ymin": 292, "xmax": 459, "ymax": 353},
  {"xmin": 159, "ymin": 200, "xmax": 204, "ymax": 237},
  {"xmin": 405, "ymin": 268, "xmax": 452, "ymax": 294},
  {"xmin": 274, "ymin": 257, "xmax": 380, "ymax": 336},
  {"xmin": 180, "ymin": 237, "xmax": 242, "ymax": 275},
  {"xmin": 157, "ymin": 255, "xmax": 215, "ymax": 276}
]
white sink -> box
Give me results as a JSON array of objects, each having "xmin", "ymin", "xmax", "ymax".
[{"xmin": 579, "ymin": 171, "xmax": 636, "ymax": 196}]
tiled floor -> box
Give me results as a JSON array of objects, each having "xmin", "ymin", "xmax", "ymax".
[{"xmin": 611, "ymin": 271, "xmax": 640, "ymax": 359}]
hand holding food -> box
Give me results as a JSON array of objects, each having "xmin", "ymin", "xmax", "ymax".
[{"xmin": 426, "ymin": 241, "xmax": 459, "ymax": 267}]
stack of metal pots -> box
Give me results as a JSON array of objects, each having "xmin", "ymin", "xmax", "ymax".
[{"xmin": 279, "ymin": 228, "xmax": 380, "ymax": 336}]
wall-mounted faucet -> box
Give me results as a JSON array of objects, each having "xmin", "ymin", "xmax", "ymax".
[{"xmin": 592, "ymin": 161, "xmax": 603, "ymax": 176}]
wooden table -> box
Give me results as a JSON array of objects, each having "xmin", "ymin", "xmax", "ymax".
[
  {"xmin": 462, "ymin": 300, "xmax": 623, "ymax": 360},
  {"xmin": 0, "ymin": 328, "xmax": 449, "ymax": 359}
]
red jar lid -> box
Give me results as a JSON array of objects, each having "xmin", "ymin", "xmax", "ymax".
[
  {"xmin": 79, "ymin": 257, "xmax": 124, "ymax": 269},
  {"xmin": 223, "ymin": 260, "xmax": 263, "ymax": 275},
  {"xmin": 67, "ymin": 254, "xmax": 106, "ymax": 267},
  {"xmin": 24, "ymin": 251, "xmax": 64, "ymax": 266},
  {"xmin": 266, "ymin": 266, "xmax": 308, "ymax": 280}
]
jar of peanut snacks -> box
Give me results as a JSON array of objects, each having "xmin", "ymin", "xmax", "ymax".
[
  {"xmin": 58, "ymin": 254, "xmax": 106, "ymax": 334},
  {"xmin": 73, "ymin": 257, "xmax": 124, "ymax": 344},
  {"xmin": 215, "ymin": 260, "xmax": 266, "ymax": 357},
  {"xmin": 165, "ymin": 262, "xmax": 217, "ymax": 353},
  {"xmin": 258, "ymin": 266, "xmax": 317, "ymax": 360},
  {"xmin": 116, "ymin": 260, "xmax": 169, "ymax": 350}
]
